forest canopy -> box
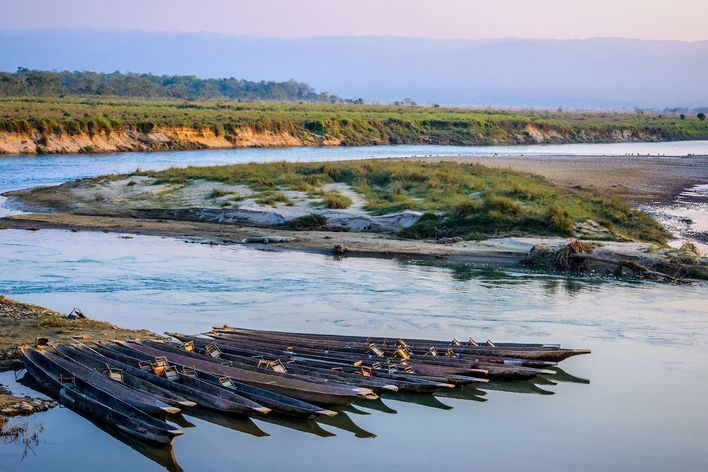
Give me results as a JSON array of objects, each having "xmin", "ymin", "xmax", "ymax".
[{"xmin": 0, "ymin": 68, "xmax": 340, "ymax": 102}]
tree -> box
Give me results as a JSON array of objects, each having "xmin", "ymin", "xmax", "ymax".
[{"xmin": 698, "ymin": 112, "xmax": 706, "ymax": 121}]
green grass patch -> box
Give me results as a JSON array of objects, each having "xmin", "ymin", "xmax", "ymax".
[
  {"xmin": 132, "ymin": 160, "xmax": 670, "ymax": 242},
  {"xmin": 282, "ymin": 214, "xmax": 329, "ymax": 230},
  {"xmin": 255, "ymin": 191, "xmax": 293, "ymax": 206},
  {"xmin": 208, "ymin": 188, "xmax": 231, "ymax": 199},
  {"xmin": 1, "ymin": 96, "xmax": 706, "ymax": 144}
]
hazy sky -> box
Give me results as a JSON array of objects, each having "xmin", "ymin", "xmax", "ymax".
[{"xmin": 2, "ymin": 0, "xmax": 706, "ymax": 41}]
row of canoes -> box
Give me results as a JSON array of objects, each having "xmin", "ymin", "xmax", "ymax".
[
  {"xmin": 187, "ymin": 327, "xmax": 590, "ymax": 381},
  {"xmin": 209, "ymin": 326, "xmax": 591, "ymax": 363},
  {"xmin": 19, "ymin": 327, "xmax": 590, "ymax": 445}
]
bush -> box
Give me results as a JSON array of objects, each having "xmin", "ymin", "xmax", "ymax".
[
  {"xmin": 209, "ymin": 188, "xmax": 231, "ymax": 199},
  {"xmin": 485, "ymin": 196, "xmax": 521, "ymax": 215},
  {"xmin": 256, "ymin": 191, "xmax": 292, "ymax": 206},
  {"xmin": 283, "ymin": 214, "xmax": 328, "ymax": 230},
  {"xmin": 321, "ymin": 191, "xmax": 352, "ymax": 209},
  {"xmin": 547, "ymin": 205, "xmax": 574, "ymax": 234}
]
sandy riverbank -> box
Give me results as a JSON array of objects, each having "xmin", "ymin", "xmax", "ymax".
[{"xmin": 416, "ymin": 155, "xmax": 708, "ymax": 204}]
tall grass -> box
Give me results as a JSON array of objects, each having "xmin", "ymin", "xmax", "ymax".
[
  {"xmin": 134, "ymin": 160, "xmax": 670, "ymax": 242},
  {"xmin": 1, "ymin": 97, "xmax": 706, "ymax": 144}
]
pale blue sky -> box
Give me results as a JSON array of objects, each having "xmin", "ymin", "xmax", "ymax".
[{"xmin": 2, "ymin": 0, "xmax": 706, "ymax": 41}]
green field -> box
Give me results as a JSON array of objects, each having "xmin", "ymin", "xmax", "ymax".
[
  {"xmin": 134, "ymin": 160, "xmax": 669, "ymax": 243},
  {"xmin": 1, "ymin": 96, "xmax": 707, "ymax": 146}
]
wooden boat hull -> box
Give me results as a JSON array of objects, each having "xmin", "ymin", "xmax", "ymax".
[
  {"xmin": 43, "ymin": 349, "xmax": 179, "ymax": 416},
  {"xmin": 21, "ymin": 347, "xmax": 181, "ymax": 445},
  {"xmin": 136, "ymin": 341, "xmax": 335, "ymax": 417},
  {"xmin": 170, "ymin": 335, "xmax": 457, "ymax": 393},
  {"xmin": 204, "ymin": 332, "xmax": 552, "ymax": 381},
  {"xmin": 57, "ymin": 345, "xmax": 197, "ymax": 408},
  {"xmin": 212, "ymin": 327, "xmax": 589, "ymax": 362},
  {"xmin": 87, "ymin": 344, "xmax": 270, "ymax": 415},
  {"xmin": 143, "ymin": 339, "xmax": 402, "ymax": 394},
  {"xmin": 117, "ymin": 341, "xmax": 375, "ymax": 406}
]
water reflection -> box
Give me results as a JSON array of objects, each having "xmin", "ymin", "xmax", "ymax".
[
  {"xmin": 405, "ymin": 259, "xmax": 611, "ymax": 296},
  {"xmin": 432, "ymin": 386, "xmax": 488, "ymax": 402},
  {"xmin": 90, "ymin": 419, "xmax": 183, "ymax": 472},
  {"xmin": 382, "ymin": 392, "xmax": 454, "ymax": 410},
  {"xmin": 184, "ymin": 408, "xmax": 268, "ymax": 438},
  {"xmin": 317, "ymin": 410, "xmax": 377, "ymax": 439},
  {"xmin": 0, "ymin": 418, "xmax": 44, "ymax": 461},
  {"xmin": 480, "ymin": 380, "xmax": 555, "ymax": 396},
  {"xmin": 354, "ymin": 398, "xmax": 397, "ymax": 415},
  {"xmin": 549, "ymin": 367, "xmax": 590, "ymax": 384},
  {"xmin": 256, "ymin": 414, "xmax": 335, "ymax": 438}
]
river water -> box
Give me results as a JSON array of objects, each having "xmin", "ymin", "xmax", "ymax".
[{"xmin": 1, "ymin": 142, "xmax": 707, "ymax": 472}]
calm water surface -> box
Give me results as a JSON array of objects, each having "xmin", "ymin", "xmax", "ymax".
[
  {"xmin": 1, "ymin": 143, "xmax": 707, "ymax": 471},
  {"xmin": 2, "ymin": 141, "xmax": 708, "ymax": 194}
]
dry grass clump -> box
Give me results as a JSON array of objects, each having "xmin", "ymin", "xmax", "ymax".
[{"xmin": 320, "ymin": 191, "xmax": 352, "ymax": 209}]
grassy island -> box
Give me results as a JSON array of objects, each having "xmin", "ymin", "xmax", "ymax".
[{"xmin": 10, "ymin": 159, "xmax": 669, "ymax": 243}]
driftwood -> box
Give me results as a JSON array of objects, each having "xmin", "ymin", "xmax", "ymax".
[
  {"xmin": 567, "ymin": 253, "xmax": 686, "ymax": 284},
  {"xmin": 526, "ymin": 239, "xmax": 689, "ymax": 284}
]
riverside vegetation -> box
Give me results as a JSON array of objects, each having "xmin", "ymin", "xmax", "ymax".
[
  {"xmin": 2, "ymin": 96, "xmax": 708, "ymax": 154},
  {"xmin": 135, "ymin": 160, "xmax": 668, "ymax": 242},
  {"xmin": 26, "ymin": 160, "xmax": 666, "ymax": 243}
]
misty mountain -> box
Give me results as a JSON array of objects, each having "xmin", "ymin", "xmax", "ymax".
[{"xmin": 1, "ymin": 30, "xmax": 706, "ymax": 108}]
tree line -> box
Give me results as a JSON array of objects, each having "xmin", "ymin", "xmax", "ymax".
[{"xmin": 0, "ymin": 68, "xmax": 341, "ymax": 102}]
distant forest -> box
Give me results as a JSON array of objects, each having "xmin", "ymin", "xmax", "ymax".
[{"xmin": 0, "ymin": 68, "xmax": 341, "ymax": 102}]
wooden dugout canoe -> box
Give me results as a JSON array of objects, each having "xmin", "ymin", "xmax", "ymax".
[
  {"xmin": 122, "ymin": 341, "xmax": 337, "ymax": 418},
  {"xmin": 204, "ymin": 332, "xmax": 553, "ymax": 380},
  {"xmin": 87, "ymin": 344, "xmax": 270, "ymax": 415},
  {"xmin": 20, "ymin": 347, "xmax": 182, "ymax": 445},
  {"xmin": 212, "ymin": 326, "xmax": 590, "ymax": 362},
  {"xmin": 56, "ymin": 344, "xmax": 196, "ymax": 408},
  {"xmin": 168, "ymin": 334, "xmax": 463, "ymax": 392},
  {"xmin": 42, "ymin": 349, "xmax": 180, "ymax": 416},
  {"xmin": 143, "ymin": 339, "xmax": 402, "ymax": 394},
  {"xmin": 115, "ymin": 341, "xmax": 377, "ymax": 406}
]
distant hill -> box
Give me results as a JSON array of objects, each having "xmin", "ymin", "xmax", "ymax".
[
  {"xmin": 0, "ymin": 30, "xmax": 707, "ymax": 108},
  {"xmin": 0, "ymin": 69, "xmax": 338, "ymax": 102}
]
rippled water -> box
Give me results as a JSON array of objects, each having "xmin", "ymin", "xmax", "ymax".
[
  {"xmin": 1, "ymin": 143, "xmax": 708, "ymax": 471},
  {"xmin": 2, "ymin": 141, "xmax": 708, "ymax": 194},
  {"xmin": 647, "ymin": 183, "xmax": 708, "ymax": 252}
]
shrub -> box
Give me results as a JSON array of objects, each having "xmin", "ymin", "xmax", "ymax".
[
  {"xmin": 547, "ymin": 205, "xmax": 574, "ymax": 234},
  {"xmin": 485, "ymin": 196, "xmax": 521, "ymax": 215},
  {"xmin": 209, "ymin": 188, "xmax": 231, "ymax": 199},
  {"xmin": 283, "ymin": 214, "xmax": 328, "ymax": 230},
  {"xmin": 321, "ymin": 191, "xmax": 352, "ymax": 209},
  {"xmin": 256, "ymin": 191, "xmax": 292, "ymax": 206}
]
